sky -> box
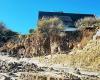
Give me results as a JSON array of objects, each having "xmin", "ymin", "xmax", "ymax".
[{"xmin": 0, "ymin": 0, "xmax": 100, "ymax": 34}]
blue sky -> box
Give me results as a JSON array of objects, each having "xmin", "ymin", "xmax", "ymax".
[{"xmin": 0, "ymin": 0, "xmax": 100, "ymax": 34}]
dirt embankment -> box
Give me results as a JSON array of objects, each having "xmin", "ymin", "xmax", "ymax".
[{"xmin": 0, "ymin": 28, "xmax": 96, "ymax": 58}]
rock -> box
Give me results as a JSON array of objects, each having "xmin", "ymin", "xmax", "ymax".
[{"xmin": 74, "ymin": 68, "xmax": 81, "ymax": 75}]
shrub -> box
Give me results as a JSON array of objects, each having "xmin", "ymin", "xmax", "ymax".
[
  {"xmin": 75, "ymin": 17, "xmax": 100, "ymax": 29},
  {"xmin": 29, "ymin": 28, "xmax": 34, "ymax": 34},
  {"xmin": 38, "ymin": 17, "xmax": 64, "ymax": 35}
]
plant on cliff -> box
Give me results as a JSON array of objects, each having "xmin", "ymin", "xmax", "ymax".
[
  {"xmin": 29, "ymin": 28, "xmax": 34, "ymax": 34},
  {"xmin": 68, "ymin": 40, "xmax": 100, "ymax": 71},
  {"xmin": 38, "ymin": 17, "xmax": 64, "ymax": 35},
  {"xmin": 40, "ymin": 39, "xmax": 100, "ymax": 71},
  {"xmin": 0, "ymin": 22, "xmax": 18, "ymax": 44},
  {"xmin": 75, "ymin": 17, "xmax": 100, "ymax": 29},
  {"xmin": 75, "ymin": 17, "xmax": 100, "ymax": 49},
  {"xmin": 36, "ymin": 17, "xmax": 64, "ymax": 55},
  {"xmin": 0, "ymin": 22, "xmax": 18, "ymax": 36}
]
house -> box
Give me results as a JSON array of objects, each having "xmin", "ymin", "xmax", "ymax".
[{"xmin": 38, "ymin": 11, "xmax": 95, "ymax": 31}]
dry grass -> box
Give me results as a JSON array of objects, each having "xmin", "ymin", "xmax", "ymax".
[{"xmin": 39, "ymin": 40, "xmax": 100, "ymax": 71}]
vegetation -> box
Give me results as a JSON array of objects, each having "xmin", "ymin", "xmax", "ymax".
[
  {"xmin": 0, "ymin": 17, "xmax": 65, "ymax": 57},
  {"xmin": 34, "ymin": 17, "xmax": 64, "ymax": 55},
  {"xmin": 65, "ymin": 40, "xmax": 100, "ymax": 71},
  {"xmin": 0, "ymin": 16, "xmax": 100, "ymax": 57},
  {"xmin": 38, "ymin": 17, "xmax": 64, "ymax": 36},
  {"xmin": 0, "ymin": 16, "xmax": 100, "ymax": 80},
  {"xmin": 75, "ymin": 17, "xmax": 100, "ymax": 29},
  {"xmin": 29, "ymin": 28, "xmax": 34, "ymax": 34},
  {"xmin": 0, "ymin": 22, "xmax": 18, "ymax": 48},
  {"xmin": 40, "ymin": 39, "xmax": 100, "ymax": 71},
  {"xmin": 0, "ymin": 22, "xmax": 18, "ymax": 37}
]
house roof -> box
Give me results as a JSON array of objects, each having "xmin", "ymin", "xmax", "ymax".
[{"xmin": 38, "ymin": 11, "xmax": 95, "ymax": 23}]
